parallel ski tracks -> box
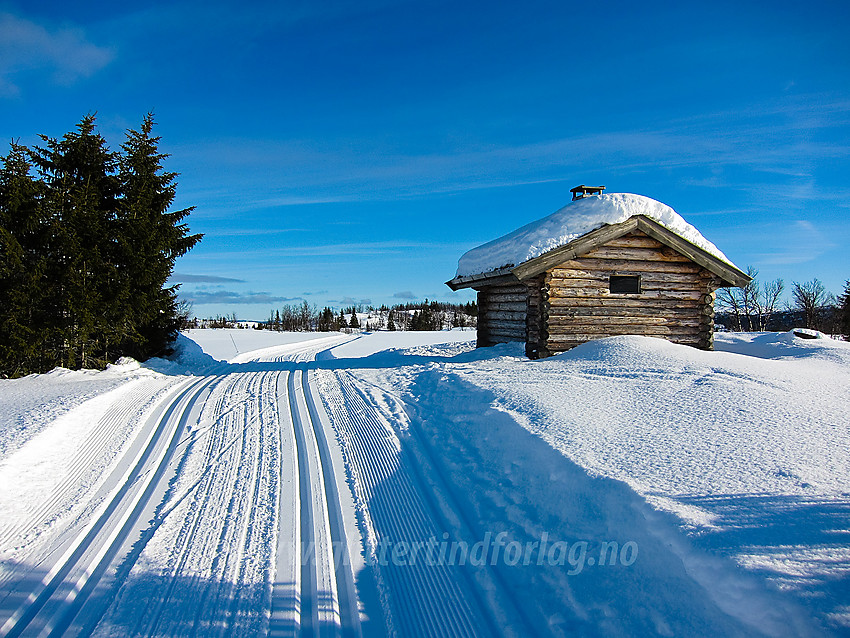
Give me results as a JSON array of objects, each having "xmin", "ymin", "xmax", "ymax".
[
  {"xmin": 269, "ymin": 337, "xmax": 361, "ymax": 638},
  {"xmin": 0, "ymin": 374, "xmax": 219, "ymax": 638},
  {"xmin": 1, "ymin": 334, "xmax": 360, "ymax": 637}
]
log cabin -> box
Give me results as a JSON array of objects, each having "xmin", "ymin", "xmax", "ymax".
[{"xmin": 446, "ymin": 188, "xmax": 751, "ymax": 358}]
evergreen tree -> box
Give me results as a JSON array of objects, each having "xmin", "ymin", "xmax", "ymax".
[
  {"xmin": 318, "ymin": 306, "xmax": 334, "ymax": 332},
  {"xmin": 0, "ymin": 143, "xmax": 49, "ymax": 376},
  {"xmin": 29, "ymin": 115, "xmax": 121, "ymax": 369},
  {"xmin": 840, "ymin": 280, "xmax": 850, "ymax": 340},
  {"xmin": 349, "ymin": 309, "xmax": 359, "ymax": 329},
  {"xmin": 118, "ymin": 114, "xmax": 202, "ymax": 359},
  {"xmin": 1, "ymin": 114, "xmax": 200, "ymax": 376},
  {"xmin": 387, "ymin": 312, "xmax": 396, "ymax": 331}
]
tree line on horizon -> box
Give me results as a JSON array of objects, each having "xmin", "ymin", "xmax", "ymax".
[
  {"xmin": 0, "ymin": 115, "xmax": 201, "ymax": 377},
  {"xmin": 185, "ymin": 300, "xmax": 479, "ymax": 333},
  {"xmin": 715, "ymin": 267, "xmax": 850, "ymax": 337}
]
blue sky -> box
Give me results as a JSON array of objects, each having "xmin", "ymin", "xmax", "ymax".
[{"xmin": 2, "ymin": 1, "xmax": 848, "ymax": 320}]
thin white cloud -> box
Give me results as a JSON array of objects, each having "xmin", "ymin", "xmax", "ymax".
[
  {"xmin": 170, "ymin": 273, "xmax": 246, "ymax": 283},
  {"xmin": 173, "ymin": 95, "xmax": 850, "ymax": 211},
  {"xmin": 0, "ymin": 13, "xmax": 114, "ymax": 96},
  {"xmin": 181, "ymin": 290, "xmax": 301, "ymax": 305},
  {"xmin": 752, "ymin": 220, "xmax": 837, "ymax": 266}
]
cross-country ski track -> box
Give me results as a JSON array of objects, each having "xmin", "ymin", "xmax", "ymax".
[
  {"xmin": 0, "ymin": 334, "xmax": 511, "ymax": 637},
  {"xmin": 2, "ymin": 329, "xmax": 839, "ymax": 637}
]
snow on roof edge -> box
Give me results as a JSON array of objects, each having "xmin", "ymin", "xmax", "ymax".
[{"xmin": 454, "ymin": 193, "xmax": 737, "ymax": 279}]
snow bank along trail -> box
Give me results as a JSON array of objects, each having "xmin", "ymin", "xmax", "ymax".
[
  {"xmin": 0, "ymin": 373, "xmax": 217, "ymax": 637},
  {"xmin": 316, "ymin": 333, "xmax": 828, "ymax": 637}
]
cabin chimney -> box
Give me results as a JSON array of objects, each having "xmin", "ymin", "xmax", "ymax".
[{"xmin": 570, "ymin": 184, "xmax": 605, "ymax": 200}]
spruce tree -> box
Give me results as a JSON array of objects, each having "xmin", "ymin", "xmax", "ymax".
[
  {"xmin": 118, "ymin": 114, "xmax": 202, "ymax": 359},
  {"xmin": 1, "ymin": 114, "xmax": 200, "ymax": 375},
  {"xmin": 840, "ymin": 279, "xmax": 850, "ymax": 340},
  {"xmin": 29, "ymin": 115, "xmax": 121, "ymax": 369},
  {"xmin": 349, "ymin": 309, "xmax": 359, "ymax": 329},
  {"xmin": 0, "ymin": 143, "xmax": 49, "ymax": 376}
]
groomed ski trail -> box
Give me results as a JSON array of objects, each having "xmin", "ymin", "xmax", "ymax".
[
  {"xmin": 91, "ymin": 335, "xmax": 362, "ymax": 637},
  {"xmin": 0, "ymin": 374, "xmax": 218, "ymax": 637}
]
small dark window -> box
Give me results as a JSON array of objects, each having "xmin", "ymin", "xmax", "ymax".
[{"xmin": 609, "ymin": 275, "xmax": 641, "ymax": 294}]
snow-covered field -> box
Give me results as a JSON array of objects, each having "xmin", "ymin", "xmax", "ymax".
[{"xmin": 0, "ymin": 328, "xmax": 847, "ymax": 636}]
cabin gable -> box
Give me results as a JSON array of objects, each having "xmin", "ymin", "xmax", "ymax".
[{"xmin": 530, "ymin": 229, "xmax": 721, "ymax": 357}]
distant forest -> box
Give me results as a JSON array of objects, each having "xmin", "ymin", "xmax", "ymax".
[
  {"xmin": 0, "ymin": 115, "xmax": 201, "ymax": 377},
  {"xmin": 186, "ymin": 300, "xmax": 479, "ymax": 333}
]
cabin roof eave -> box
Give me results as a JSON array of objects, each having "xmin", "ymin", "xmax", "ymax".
[{"xmin": 445, "ymin": 267, "xmax": 519, "ymax": 291}]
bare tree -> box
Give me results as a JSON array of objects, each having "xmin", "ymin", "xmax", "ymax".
[
  {"xmin": 716, "ymin": 266, "xmax": 785, "ymax": 332},
  {"xmin": 791, "ymin": 279, "xmax": 833, "ymax": 330},
  {"xmin": 716, "ymin": 286, "xmax": 744, "ymax": 331},
  {"xmin": 752, "ymin": 278, "xmax": 785, "ymax": 331}
]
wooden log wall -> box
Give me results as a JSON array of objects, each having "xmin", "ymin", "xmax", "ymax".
[
  {"xmin": 525, "ymin": 274, "xmax": 546, "ymax": 358},
  {"xmin": 477, "ymin": 283, "xmax": 529, "ymax": 348},
  {"xmin": 541, "ymin": 230, "xmax": 723, "ymax": 355}
]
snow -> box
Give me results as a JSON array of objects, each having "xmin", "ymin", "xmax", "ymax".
[
  {"xmin": 180, "ymin": 327, "xmax": 338, "ymax": 362},
  {"xmin": 326, "ymin": 328, "xmax": 476, "ymax": 359},
  {"xmin": 1, "ymin": 327, "xmax": 847, "ymax": 635},
  {"xmin": 324, "ymin": 330, "xmax": 849, "ymax": 633},
  {"xmin": 455, "ymin": 192, "xmax": 735, "ymax": 277}
]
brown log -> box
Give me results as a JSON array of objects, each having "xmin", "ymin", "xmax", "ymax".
[
  {"xmin": 549, "ymin": 258, "xmax": 702, "ymax": 275},
  {"xmin": 547, "ymin": 289, "xmax": 704, "ymax": 301},
  {"xmin": 547, "ymin": 306, "xmax": 702, "ymax": 319},
  {"xmin": 480, "ymin": 292, "xmax": 527, "ymax": 303},
  {"xmin": 546, "ymin": 327, "xmax": 701, "ymax": 341},
  {"xmin": 547, "ymin": 317, "xmax": 703, "ymax": 329},
  {"xmin": 602, "ymin": 235, "xmax": 664, "ymax": 249},
  {"xmin": 548, "ymin": 279, "xmax": 704, "ymax": 293},
  {"xmin": 481, "ymin": 301, "xmax": 527, "ymax": 312},
  {"xmin": 543, "ymin": 297, "xmax": 702, "ymax": 309},
  {"xmin": 547, "ymin": 271, "xmax": 702, "ymax": 285},
  {"xmin": 581, "ymin": 246, "xmax": 692, "ymax": 262},
  {"xmin": 481, "ymin": 311, "xmax": 526, "ymax": 322}
]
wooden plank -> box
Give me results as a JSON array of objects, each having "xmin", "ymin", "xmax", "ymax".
[
  {"xmin": 548, "ymin": 307, "xmax": 702, "ymax": 319},
  {"xmin": 547, "ymin": 271, "xmax": 703, "ymax": 284},
  {"xmin": 488, "ymin": 331, "xmax": 526, "ymax": 340},
  {"xmin": 551, "ymin": 258, "xmax": 703, "ymax": 275},
  {"xmin": 602, "ymin": 235, "xmax": 664, "ymax": 249},
  {"xmin": 481, "ymin": 302, "xmax": 527, "ymax": 313},
  {"xmin": 544, "ymin": 297, "xmax": 702, "ymax": 309},
  {"xmin": 548, "ymin": 317, "xmax": 703, "ymax": 329},
  {"xmin": 481, "ymin": 311, "xmax": 526, "ymax": 321},
  {"xmin": 480, "ymin": 292, "xmax": 527, "ymax": 303},
  {"xmin": 547, "ymin": 326, "xmax": 701, "ymax": 340},
  {"xmin": 580, "ymin": 246, "xmax": 693, "ymax": 263},
  {"xmin": 490, "ymin": 282, "xmax": 529, "ymax": 291},
  {"xmin": 547, "ymin": 289, "xmax": 704, "ymax": 301},
  {"xmin": 548, "ymin": 279, "xmax": 703, "ymax": 292}
]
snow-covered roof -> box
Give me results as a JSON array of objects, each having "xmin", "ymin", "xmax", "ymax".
[{"xmin": 455, "ymin": 193, "xmax": 735, "ymax": 278}]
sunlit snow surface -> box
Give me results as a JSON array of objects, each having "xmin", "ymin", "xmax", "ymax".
[
  {"xmin": 1, "ymin": 329, "xmax": 847, "ymax": 634},
  {"xmin": 327, "ymin": 329, "xmax": 850, "ymax": 633}
]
